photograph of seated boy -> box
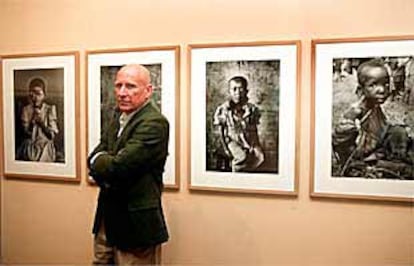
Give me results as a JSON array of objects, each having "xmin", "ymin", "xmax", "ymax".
[{"xmin": 213, "ymin": 76, "xmax": 264, "ymax": 172}]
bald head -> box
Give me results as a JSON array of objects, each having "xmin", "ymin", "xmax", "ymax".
[
  {"xmin": 114, "ymin": 64, "xmax": 153, "ymax": 114},
  {"xmin": 118, "ymin": 64, "xmax": 151, "ymax": 87}
]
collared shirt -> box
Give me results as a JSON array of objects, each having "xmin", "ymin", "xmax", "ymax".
[
  {"xmin": 213, "ymin": 100, "xmax": 261, "ymax": 146},
  {"xmin": 90, "ymin": 100, "xmax": 151, "ymax": 166},
  {"xmin": 117, "ymin": 100, "xmax": 151, "ymax": 137}
]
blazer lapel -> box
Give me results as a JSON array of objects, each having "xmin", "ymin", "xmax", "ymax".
[{"xmin": 113, "ymin": 103, "xmax": 152, "ymax": 152}]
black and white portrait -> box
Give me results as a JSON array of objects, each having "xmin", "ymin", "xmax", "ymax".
[
  {"xmin": 331, "ymin": 56, "xmax": 414, "ymax": 180},
  {"xmin": 14, "ymin": 68, "xmax": 65, "ymax": 163},
  {"xmin": 205, "ymin": 60, "xmax": 279, "ymax": 174},
  {"xmin": 190, "ymin": 43, "xmax": 298, "ymax": 193}
]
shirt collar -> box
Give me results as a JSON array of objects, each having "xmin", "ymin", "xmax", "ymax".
[{"xmin": 119, "ymin": 100, "xmax": 150, "ymax": 126}]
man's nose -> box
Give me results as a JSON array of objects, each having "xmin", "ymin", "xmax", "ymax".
[{"xmin": 118, "ymin": 85, "xmax": 128, "ymax": 95}]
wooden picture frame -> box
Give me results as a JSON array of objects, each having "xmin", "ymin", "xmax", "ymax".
[
  {"xmin": 188, "ymin": 41, "xmax": 300, "ymax": 195},
  {"xmin": 86, "ymin": 46, "xmax": 180, "ymax": 189},
  {"xmin": 311, "ymin": 36, "xmax": 414, "ymax": 202},
  {"xmin": 1, "ymin": 52, "xmax": 80, "ymax": 182}
]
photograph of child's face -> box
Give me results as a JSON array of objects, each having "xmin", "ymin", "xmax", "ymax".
[
  {"xmin": 228, "ymin": 80, "xmax": 247, "ymax": 104},
  {"xmin": 361, "ymin": 66, "xmax": 390, "ymax": 105},
  {"xmin": 29, "ymin": 86, "xmax": 45, "ymax": 107}
]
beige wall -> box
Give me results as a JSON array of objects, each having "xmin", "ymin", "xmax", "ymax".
[{"xmin": 0, "ymin": 0, "xmax": 413, "ymax": 265}]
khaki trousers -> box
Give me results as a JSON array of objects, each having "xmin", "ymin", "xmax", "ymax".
[{"xmin": 93, "ymin": 222, "xmax": 161, "ymax": 265}]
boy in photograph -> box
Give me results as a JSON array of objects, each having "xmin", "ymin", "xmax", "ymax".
[
  {"xmin": 213, "ymin": 76, "xmax": 264, "ymax": 172},
  {"xmin": 333, "ymin": 59, "xmax": 414, "ymax": 179}
]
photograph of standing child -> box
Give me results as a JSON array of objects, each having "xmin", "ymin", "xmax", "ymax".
[
  {"xmin": 14, "ymin": 69, "xmax": 65, "ymax": 163},
  {"xmin": 16, "ymin": 77, "xmax": 59, "ymax": 162}
]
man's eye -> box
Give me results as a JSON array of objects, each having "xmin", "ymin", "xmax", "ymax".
[{"xmin": 114, "ymin": 83, "xmax": 136, "ymax": 89}]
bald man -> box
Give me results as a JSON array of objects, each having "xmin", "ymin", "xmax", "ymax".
[{"xmin": 88, "ymin": 64, "xmax": 169, "ymax": 265}]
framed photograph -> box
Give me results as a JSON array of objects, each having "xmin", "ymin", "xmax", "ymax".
[
  {"xmin": 1, "ymin": 52, "xmax": 80, "ymax": 182},
  {"xmin": 311, "ymin": 36, "xmax": 414, "ymax": 202},
  {"xmin": 86, "ymin": 46, "xmax": 180, "ymax": 189},
  {"xmin": 189, "ymin": 41, "xmax": 300, "ymax": 194}
]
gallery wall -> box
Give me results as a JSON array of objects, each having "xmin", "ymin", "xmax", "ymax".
[{"xmin": 0, "ymin": 0, "xmax": 413, "ymax": 265}]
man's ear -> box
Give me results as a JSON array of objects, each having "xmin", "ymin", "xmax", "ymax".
[{"xmin": 146, "ymin": 84, "xmax": 153, "ymax": 99}]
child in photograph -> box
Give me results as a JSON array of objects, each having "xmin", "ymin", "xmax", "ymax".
[
  {"xmin": 213, "ymin": 76, "xmax": 264, "ymax": 172},
  {"xmin": 17, "ymin": 77, "xmax": 59, "ymax": 162},
  {"xmin": 333, "ymin": 58, "xmax": 414, "ymax": 179},
  {"xmin": 384, "ymin": 57, "xmax": 414, "ymax": 102},
  {"xmin": 333, "ymin": 59, "xmax": 391, "ymax": 174}
]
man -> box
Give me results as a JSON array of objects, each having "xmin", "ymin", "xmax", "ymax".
[{"xmin": 88, "ymin": 64, "xmax": 169, "ymax": 265}]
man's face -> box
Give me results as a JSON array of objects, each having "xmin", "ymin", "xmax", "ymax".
[
  {"xmin": 362, "ymin": 66, "xmax": 390, "ymax": 105},
  {"xmin": 114, "ymin": 67, "xmax": 152, "ymax": 114},
  {"xmin": 228, "ymin": 80, "xmax": 247, "ymax": 104}
]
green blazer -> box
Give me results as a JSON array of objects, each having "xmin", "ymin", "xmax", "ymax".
[{"xmin": 88, "ymin": 101, "xmax": 169, "ymax": 249}]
